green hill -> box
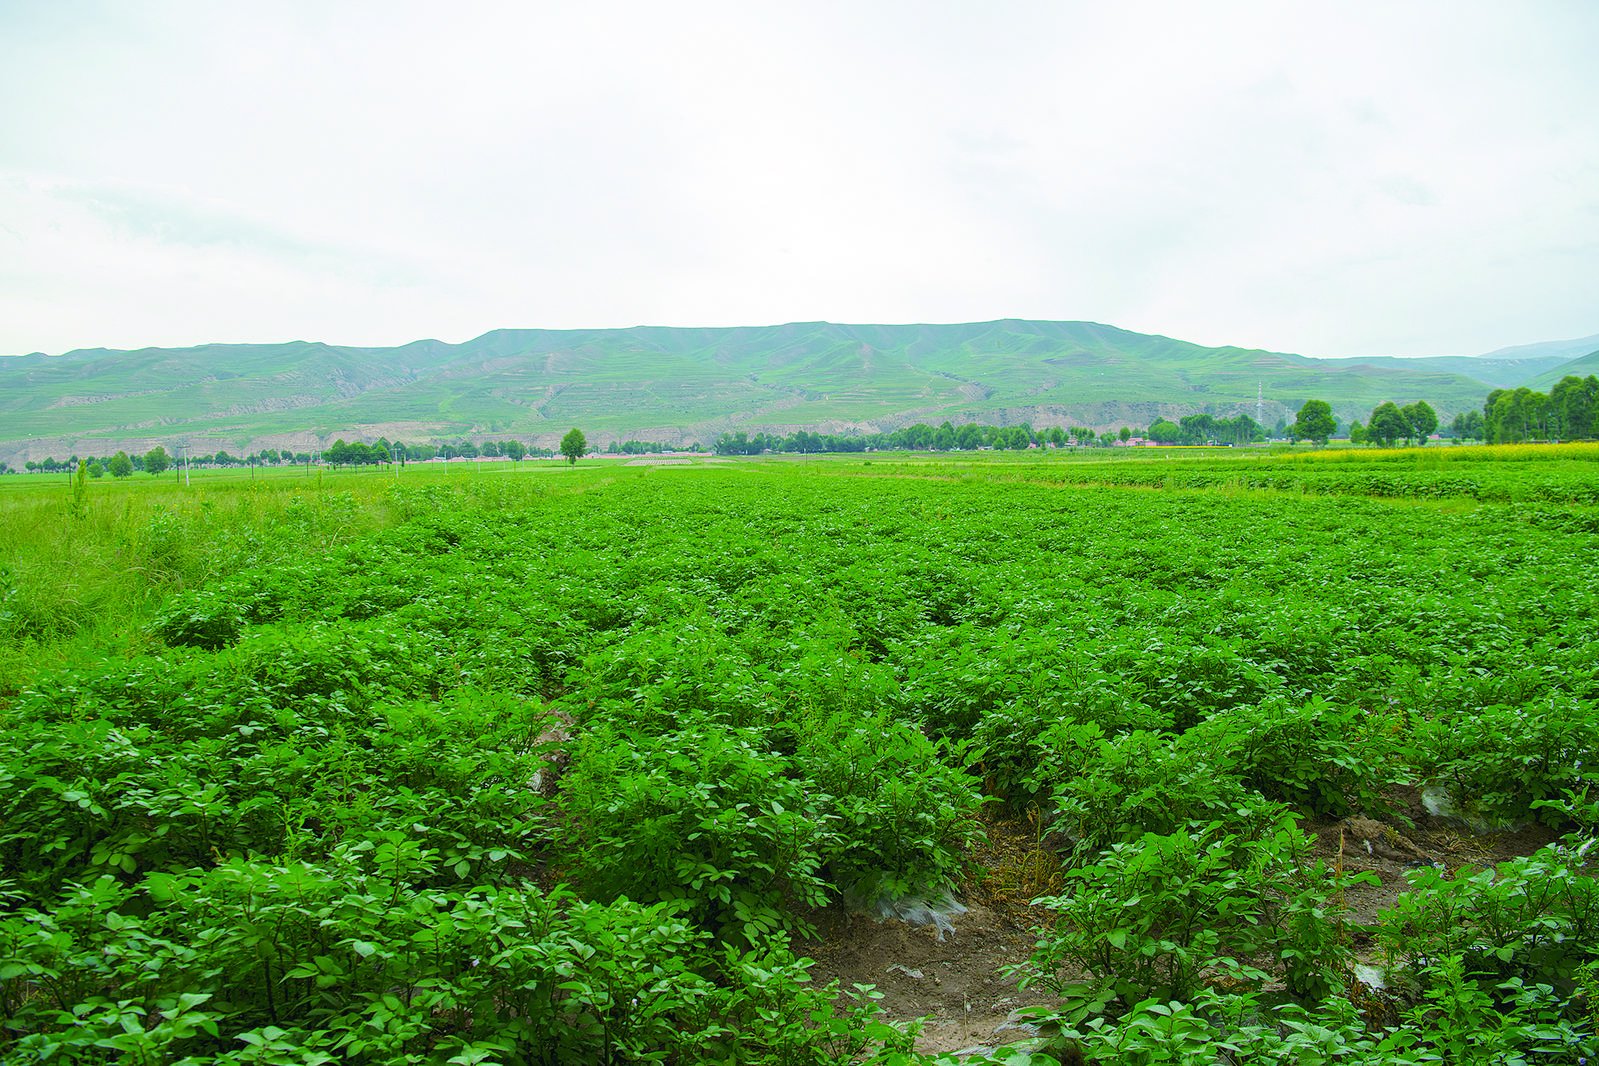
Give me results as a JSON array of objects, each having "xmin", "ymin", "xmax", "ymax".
[
  {"xmin": 1531, "ymin": 348, "xmax": 1599, "ymax": 390},
  {"xmin": 1315, "ymin": 353, "xmax": 1572, "ymax": 389},
  {"xmin": 0, "ymin": 319, "xmax": 1540, "ymax": 463},
  {"xmin": 1475, "ymin": 334, "xmax": 1599, "ymax": 364}
]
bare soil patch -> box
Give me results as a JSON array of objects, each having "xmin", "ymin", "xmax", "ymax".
[
  {"xmin": 813, "ymin": 794, "xmax": 1559, "ymax": 1059},
  {"xmin": 809, "ymin": 810, "xmax": 1060, "ymax": 1056},
  {"xmin": 808, "ymin": 900, "xmax": 1040, "ymax": 1055},
  {"xmin": 1307, "ymin": 788, "xmax": 1558, "ymax": 943}
]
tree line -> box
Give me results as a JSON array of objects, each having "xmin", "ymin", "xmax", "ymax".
[
  {"xmin": 1146, "ymin": 413, "xmax": 1265, "ymax": 445},
  {"xmin": 11, "ymin": 376, "xmax": 1596, "ymax": 475},
  {"xmin": 19, "ymin": 445, "xmax": 178, "ymax": 479},
  {"xmin": 1479, "ymin": 375, "xmax": 1599, "ymax": 443},
  {"xmin": 1346, "ymin": 400, "xmax": 1439, "ymax": 447},
  {"xmin": 322, "ymin": 438, "xmax": 562, "ymax": 465},
  {"xmin": 713, "ymin": 421, "xmax": 1152, "ymax": 455},
  {"xmin": 1327, "ymin": 374, "xmax": 1598, "ymax": 447}
]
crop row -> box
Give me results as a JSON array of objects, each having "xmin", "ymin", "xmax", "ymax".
[{"xmin": 3, "ymin": 462, "xmax": 1598, "ymax": 1061}]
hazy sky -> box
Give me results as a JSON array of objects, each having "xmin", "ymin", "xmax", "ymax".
[{"xmin": 2, "ymin": 1, "xmax": 1596, "ymax": 358}]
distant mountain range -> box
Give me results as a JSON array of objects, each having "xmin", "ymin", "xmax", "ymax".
[{"xmin": 3, "ymin": 320, "xmax": 1596, "ymax": 464}]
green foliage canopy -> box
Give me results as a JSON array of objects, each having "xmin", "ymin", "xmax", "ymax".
[
  {"xmin": 1292, "ymin": 399, "xmax": 1336, "ymax": 445},
  {"xmin": 1367, "ymin": 402, "xmax": 1411, "ymax": 447},
  {"xmin": 143, "ymin": 445, "xmax": 171, "ymax": 476},
  {"xmin": 560, "ymin": 427, "xmax": 587, "ymax": 464}
]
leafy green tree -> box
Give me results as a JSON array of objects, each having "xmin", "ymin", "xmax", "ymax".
[
  {"xmin": 1401, "ymin": 401, "xmax": 1438, "ymax": 444},
  {"xmin": 714, "ymin": 431, "xmax": 754, "ymax": 456},
  {"xmin": 143, "ymin": 445, "xmax": 171, "ymax": 476},
  {"xmin": 1367, "ymin": 402, "xmax": 1411, "ymax": 447},
  {"xmin": 70, "ymin": 460, "xmax": 89, "ymax": 517},
  {"xmin": 998, "ymin": 426, "xmax": 1031, "ymax": 450},
  {"xmin": 1485, "ymin": 386, "xmax": 1549, "ymax": 443},
  {"xmin": 1179, "ymin": 413, "xmax": 1218, "ymax": 445},
  {"xmin": 1449, "ymin": 410, "xmax": 1485, "ymax": 440},
  {"xmin": 1482, "ymin": 389, "xmax": 1505, "ymax": 442},
  {"xmin": 107, "ymin": 451, "xmax": 134, "ymax": 478},
  {"xmin": 87, "ymin": 460, "xmax": 105, "ymax": 478},
  {"xmin": 1549, "ymin": 374, "xmax": 1599, "ymax": 440},
  {"xmin": 322, "ymin": 440, "xmax": 387, "ymax": 466},
  {"xmin": 561, "ymin": 428, "xmax": 588, "ymax": 465},
  {"xmin": 1292, "ymin": 400, "xmax": 1336, "ymax": 445},
  {"xmin": 1148, "ymin": 419, "xmax": 1181, "ymax": 444},
  {"xmin": 503, "ymin": 440, "xmax": 527, "ymax": 461},
  {"xmin": 1119, "ymin": 426, "xmax": 1132, "ymax": 443},
  {"xmin": 1348, "ymin": 420, "xmax": 1367, "ymax": 445}
]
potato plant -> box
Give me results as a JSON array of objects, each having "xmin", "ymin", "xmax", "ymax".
[{"xmin": 3, "ymin": 448, "xmax": 1599, "ymax": 1059}]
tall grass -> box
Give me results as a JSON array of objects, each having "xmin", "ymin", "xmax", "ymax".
[{"xmin": 0, "ymin": 463, "xmax": 569, "ymax": 693}]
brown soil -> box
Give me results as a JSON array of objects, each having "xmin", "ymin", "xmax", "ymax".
[
  {"xmin": 810, "ymin": 791, "xmax": 1559, "ymax": 1059},
  {"xmin": 808, "ymin": 810, "xmax": 1062, "ymax": 1056},
  {"xmin": 1305, "ymin": 789, "xmax": 1558, "ymax": 942},
  {"xmin": 808, "ymin": 901, "xmax": 1041, "ymax": 1055}
]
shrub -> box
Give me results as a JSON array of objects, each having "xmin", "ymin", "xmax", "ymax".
[
  {"xmin": 558, "ymin": 721, "xmax": 832, "ymax": 943},
  {"xmin": 964, "ymin": 677, "xmax": 1165, "ymax": 808},
  {"xmin": 1380, "ymin": 842, "xmax": 1599, "ymax": 995},
  {"xmin": 1035, "ymin": 982, "xmax": 1595, "ymax": 1065},
  {"xmin": 1049, "ymin": 729, "xmax": 1269, "ymax": 860},
  {"xmin": 1189, "ymin": 694, "xmax": 1406, "ymax": 818},
  {"xmin": 1410, "ymin": 697, "xmax": 1599, "ymax": 828},
  {"xmin": 796, "ymin": 711, "xmax": 984, "ymax": 903},
  {"xmin": 1105, "ymin": 637, "xmax": 1282, "ymax": 731},
  {"xmin": 0, "ymin": 865, "xmax": 913, "ymax": 1064},
  {"xmin": 1021, "ymin": 817, "xmax": 1370, "ymax": 1012},
  {"xmin": 153, "ymin": 588, "xmax": 246, "ymax": 649}
]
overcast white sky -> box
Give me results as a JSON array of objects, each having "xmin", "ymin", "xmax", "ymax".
[{"xmin": 2, "ymin": 1, "xmax": 1596, "ymax": 358}]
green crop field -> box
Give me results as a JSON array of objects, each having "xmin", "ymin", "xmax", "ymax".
[{"xmin": 3, "ymin": 446, "xmax": 1598, "ymax": 1062}]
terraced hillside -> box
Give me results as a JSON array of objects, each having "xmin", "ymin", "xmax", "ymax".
[{"xmin": 3, "ymin": 320, "xmax": 1593, "ymax": 464}]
